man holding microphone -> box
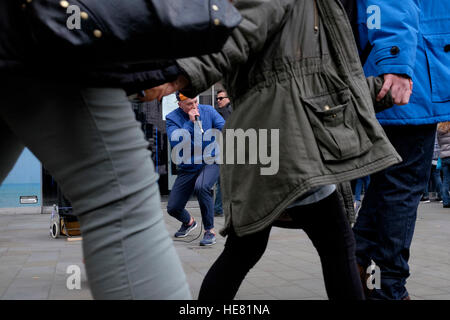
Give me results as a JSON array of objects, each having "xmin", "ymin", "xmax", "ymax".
[{"xmin": 166, "ymin": 92, "xmax": 225, "ymax": 246}]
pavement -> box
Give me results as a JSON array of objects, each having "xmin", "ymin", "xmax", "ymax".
[{"xmin": 0, "ymin": 200, "xmax": 450, "ymax": 300}]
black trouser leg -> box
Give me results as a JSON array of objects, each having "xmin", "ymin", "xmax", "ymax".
[
  {"xmin": 287, "ymin": 191, "xmax": 364, "ymax": 300},
  {"xmin": 199, "ymin": 191, "xmax": 364, "ymax": 300},
  {"xmin": 198, "ymin": 226, "xmax": 272, "ymax": 300}
]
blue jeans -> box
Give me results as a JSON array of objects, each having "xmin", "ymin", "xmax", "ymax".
[
  {"xmin": 353, "ymin": 124, "xmax": 436, "ymax": 300},
  {"xmin": 423, "ymin": 164, "xmax": 443, "ymax": 198},
  {"xmin": 167, "ymin": 164, "xmax": 219, "ymax": 230},
  {"xmin": 214, "ymin": 178, "xmax": 223, "ymax": 214},
  {"xmin": 442, "ymin": 158, "xmax": 450, "ymax": 206},
  {"xmin": 354, "ymin": 176, "xmax": 370, "ymax": 202}
]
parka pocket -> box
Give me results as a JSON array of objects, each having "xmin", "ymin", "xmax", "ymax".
[
  {"xmin": 302, "ymin": 88, "xmax": 373, "ymax": 162},
  {"xmin": 423, "ymin": 34, "xmax": 450, "ymax": 102}
]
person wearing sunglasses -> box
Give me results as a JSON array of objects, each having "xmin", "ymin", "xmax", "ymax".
[
  {"xmin": 214, "ymin": 90, "xmax": 233, "ymax": 218},
  {"xmin": 215, "ymin": 90, "xmax": 233, "ymax": 121}
]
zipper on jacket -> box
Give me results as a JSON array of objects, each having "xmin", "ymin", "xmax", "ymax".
[{"xmin": 313, "ymin": 0, "xmax": 319, "ymax": 33}]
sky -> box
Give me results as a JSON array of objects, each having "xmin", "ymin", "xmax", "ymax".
[{"xmin": 1, "ymin": 148, "xmax": 41, "ymax": 185}]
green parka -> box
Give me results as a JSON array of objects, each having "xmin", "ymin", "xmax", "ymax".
[{"xmin": 177, "ymin": 0, "xmax": 401, "ymax": 237}]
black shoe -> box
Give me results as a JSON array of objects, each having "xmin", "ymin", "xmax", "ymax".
[
  {"xmin": 420, "ymin": 197, "xmax": 430, "ymax": 203},
  {"xmin": 443, "ymin": 204, "xmax": 450, "ymax": 208},
  {"xmin": 214, "ymin": 212, "xmax": 224, "ymax": 217}
]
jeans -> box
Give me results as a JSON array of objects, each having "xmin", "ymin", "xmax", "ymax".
[
  {"xmin": 0, "ymin": 76, "xmax": 191, "ymax": 299},
  {"xmin": 167, "ymin": 164, "xmax": 219, "ymax": 230},
  {"xmin": 354, "ymin": 176, "xmax": 370, "ymax": 202},
  {"xmin": 423, "ymin": 165, "xmax": 443, "ymax": 198},
  {"xmin": 214, "ymin": 178, "xmax": 223, "ymax": 214},
  {"xmin": 198, "ymin": 191, "xmax": 364, "ymax": 300},
  {"xmin": 353, "ymin": 124, "xmax": 436, "ymax": 300},
  {"xmin": 441, "ymin": 157, "xmax": 450, "ymax": 206}
]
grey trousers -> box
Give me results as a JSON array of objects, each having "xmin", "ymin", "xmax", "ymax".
[{"xmin": 0, "ymin": 77, "xmax": 191, "ymax": 299}]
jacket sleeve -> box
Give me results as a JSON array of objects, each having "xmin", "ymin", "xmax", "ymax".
[
  {"xmin": 336, "ymin": 182, "xmax": 356, "ymax": 225},
  {"xmin": 366, "ymin": 76, "xmax": 394, "ymax": 113},
  {"xmin": 361, "ymin": 0, "xmax": 420, "ymax": 78},
  {"xmin": 212, "ymin": 108, "xmax": 226, "ymax": 131},
  {"xmin": 176, "ymin": 0, "xmax": 294, "ymax": 96}
]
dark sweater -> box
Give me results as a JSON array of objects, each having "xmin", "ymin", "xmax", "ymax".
[{"xmin": 215, "ymin": 103, "xmax": 233, "ymax": 121}]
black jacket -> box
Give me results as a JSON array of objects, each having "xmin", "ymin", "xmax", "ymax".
[
  {"xmin": 0, "ymin": 1, "xmax": 28, "ymax": 72},
  {"xmin": 0, "ymin": 1, "xmax": 180, "ymax": 94},
  {"xmin": 215, "ymin": 103, "xmax": 233, "ymax": 121}
]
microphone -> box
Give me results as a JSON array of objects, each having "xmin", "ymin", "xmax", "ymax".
[{"xmin": 195, "ymin": 115, "xmax": 204, "ymax": 134}]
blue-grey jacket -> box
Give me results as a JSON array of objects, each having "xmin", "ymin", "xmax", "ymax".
[
  {"xmin": 357, "ymin": 0, "xmax": 450, "ymax": 125},
  {"xmin": 166, "ymin": 104, "xmax": 225, "ymax": 172}
]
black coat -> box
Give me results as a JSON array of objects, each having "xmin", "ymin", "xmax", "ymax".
[
  {"xmin": 215, "ymin": 103, "xmax": 233, "ymax": 121},
  {"xmin": 0, "ymin": 1, "xmax": 28, "ymax": 72},
  {"xmin": 0, "ymin": 1, "xmax": 180, "ymax": 94}
]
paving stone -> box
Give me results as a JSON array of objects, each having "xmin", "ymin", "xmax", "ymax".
[
  {"xmin": 0, "ymin": 200, "xmax": 450, "ymax": 300},
  {"xmin": 423, "ymin": 293, "xmax": 450, "ymax": 300},
  {"xmin": 2, "ymin": 285, "xmax": 51, "ymax": 300},
  {"xmin": 27, "ymin": 252, "xmax": 59, "ymax": 262},
  {"xmin": 236, "ymin": 293, "xmax": 277, "ymax": 300},
  {"xmin": 0, "ymin": 255, "xmax": 28, "ymax": 265},
  {"xmin": 16, "ymin": 266, "xmax": 56, "ymax": 280},
  {"xmin": 273, "ymin": 270, "xmax": 316, "ymax": 281},
  {"xmin": 236, "ymin": 282, "xmax": 265, "ymax": 296},
  {"xmin": 0, "ymin": 286, "xmax": 9, "ymax": 297},
  {"xmin": 24, "ymin": 261, "xmax": 58, "ymax": 268},
  {"xmin": 291, "ymin": 278, "xmax": 327, "ymax": 297},
  {"xmin": 48, "ymin": 279, "xmax": 91, "ymax": 300},
  {"xmin": 262, "ymin": 285, "xmax": 319, "ymax": 300},
  {"xmin": 2, "ymin": 250, "xmax": 31, "ymax": 256},
  {"xmin": 245, "ymin": 275, "xmax": 290, "ymax": 289},
  {"xmin": 0, "ymin": 276, "xmax": 16, "ymax": 289}
]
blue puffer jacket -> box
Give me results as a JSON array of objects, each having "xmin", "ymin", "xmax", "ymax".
[
  {"xmin": 166, "ymin": 104, "xmax": 225, "ymax": 172},
  {"xmin": 357, "ymin": 0, "xmax": 450, "ymax": 125}
]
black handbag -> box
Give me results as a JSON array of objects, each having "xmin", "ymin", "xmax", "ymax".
[{"xmin": 21, "ymin": 0, "xmax": 242, "ymax": 65}]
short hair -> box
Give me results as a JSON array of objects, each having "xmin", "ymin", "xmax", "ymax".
[{"xmin": 216, "ymin": 89, "xmax": 226, "ymax": 95}]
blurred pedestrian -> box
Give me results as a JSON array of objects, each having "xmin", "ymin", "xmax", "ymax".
[
  {"xmin": 353, "ymin": 0, "xmax": 450, "ymax": 300},
  {"xmin": 353, "ymin": 176, "xmax": 370, "ymax": 214},
  {"xmin": 421, "ymin": 134, "xmax": 443, "ymax": 203},
  {"xmin": 215, "ymin": 89, "xmax": 233, "ymax": 121},
  {"xmin": 0, "ymin": 0, "xmax": 240, "ymax": 299},
  {"xmin": 147, "ymin": 0, "xmax": 402, "ymax": 300},
  {"xmin": 437, "ymin": 122, "xmax": 450, "ymax": 209},
  {"xmin": 214, "ymin": 89, "xmax": 233, "ymax": 217}
]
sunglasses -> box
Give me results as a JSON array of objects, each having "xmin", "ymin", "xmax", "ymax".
[{"xmin": 216, "ymin": 97, "xmax": 228, "ymax": 101}]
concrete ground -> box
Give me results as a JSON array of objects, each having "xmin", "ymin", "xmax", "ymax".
[{"xmin": 0, "ymin": 201, "xmax": 449, "ymax": 300}]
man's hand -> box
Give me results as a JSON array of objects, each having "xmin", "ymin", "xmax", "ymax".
[
  {"xmin": 188, "ymin": 108, "xmax": 200, "ymax": 123},
  {"xmin": 377, "ymin": 74, "xmax": 413, "ymax": 106},
  {"xmin": 140, "ymin": 75, "xmax": 189, "ymax": 102}
]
